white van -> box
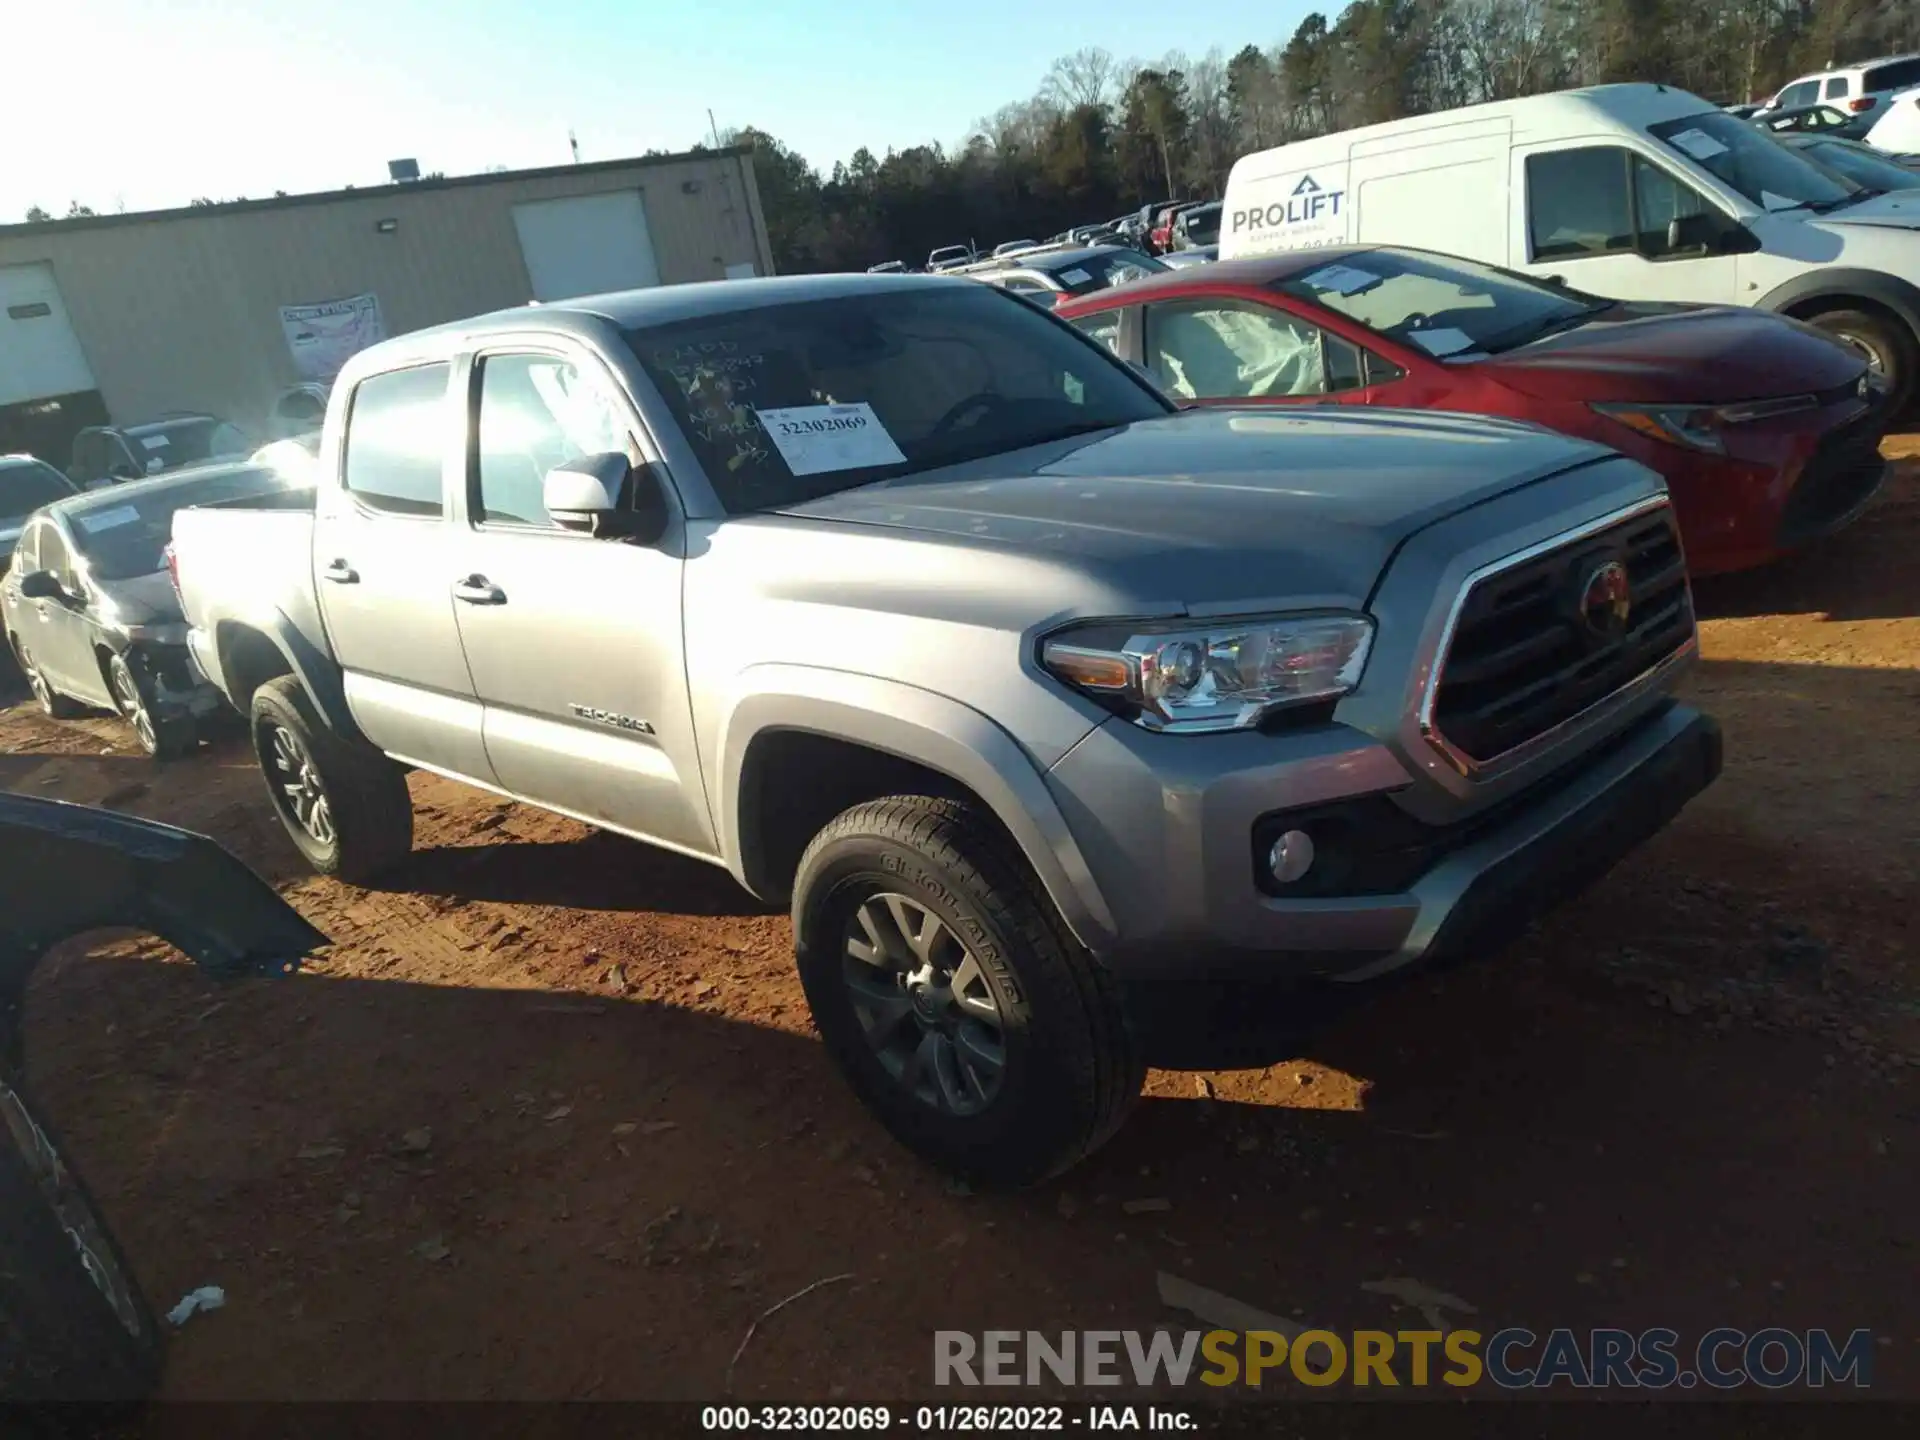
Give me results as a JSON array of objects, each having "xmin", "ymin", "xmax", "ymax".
[{"xmin": 1220, "ymin": 83, "xmax": 1920, "ymax": 408}]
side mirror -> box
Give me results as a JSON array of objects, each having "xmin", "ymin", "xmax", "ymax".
[
  {"xmin": 17, "ymin": 570, "xmax": 63, "ymax": 601},
  {"xmin": 1666, "ymin": 212, "xmax": 1745, "ymax": 254},
  {"xmin": 542, "ymin": 452, "xmax": 668, "ymax": 543}
]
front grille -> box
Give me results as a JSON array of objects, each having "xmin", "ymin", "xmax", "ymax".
[
  {"xmin": 1429, "ymin": 505, "xmax": 1693, "ymax": 766},
  {"xmin": 1778, "ymin": 409, "xmax": 1887, "ymax": 549}
]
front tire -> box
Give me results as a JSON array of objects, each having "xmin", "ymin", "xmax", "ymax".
[
  {"xmin": 793, "ymin": 796, "xmax": 1142, "ymax": 1187},
  {"xmin": 249, "ymin": 676, "xmax": 413, "ymax": 883},
  {"xmin": 107, "ymin": 653, "xmax": 194, "ymax": 761},
  {"xmin": 1806, "ymin": 307, "xmax": 1915, "ymax": 416},
  {"xmin": 16, "ymin": 644, "xmax": 82, "ymax": 720}
]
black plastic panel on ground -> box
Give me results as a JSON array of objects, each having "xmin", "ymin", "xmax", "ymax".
[{"xmin": 1432, "ymin": 508, "xmax": 1693, "ymax": 765}]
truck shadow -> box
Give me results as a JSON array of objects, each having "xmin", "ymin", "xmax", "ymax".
[{"xmin": 375, "ymin": 835, "xmax": 776, "ymax": 920}]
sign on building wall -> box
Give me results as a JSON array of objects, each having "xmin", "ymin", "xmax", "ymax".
[{"xmin": 278, "ymin": 293, "xmax": 386, "ymax": 382}]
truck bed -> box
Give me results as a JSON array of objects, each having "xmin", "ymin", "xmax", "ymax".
[{"xmin": 170, "ymin": 491, "xmax": 329, "ymax": 707}]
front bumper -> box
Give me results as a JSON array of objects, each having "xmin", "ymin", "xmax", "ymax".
[{"xmin": 1047, "ymin": 701, "xmax": 1720, "ymax": 985}]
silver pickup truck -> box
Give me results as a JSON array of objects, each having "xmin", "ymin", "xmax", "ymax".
[{"xmin": 170, "ymin": 273, "xmax": 1721, "ymax": 1183}]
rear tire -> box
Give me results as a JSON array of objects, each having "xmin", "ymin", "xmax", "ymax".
[
  {"xmin": 0, "ymin": 1074, "xmax": 162, "ymax": 1401},
  {"xmin": 792, "ymin": 795, "xmax": 1143, "ymax": 1187},
  {"xmin": 249, "ymin": 675, "xmax": 413, "ymax": 883},
  {"xmin": 1805, "ymin": 307, "xmax": 1916, "ymax": 417}
]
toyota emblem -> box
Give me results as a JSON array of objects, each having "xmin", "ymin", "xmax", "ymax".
[{"xmin": 1576, "ymin": 559, "xmax": 1632, "ymax": 642}]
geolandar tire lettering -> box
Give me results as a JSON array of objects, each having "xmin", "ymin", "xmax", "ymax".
[
  {"xmin": 249, "ymin": 675, "xmax": 414, "ymax": 884},
  {"xmin": 791, "ymin": 794, "xmax": 1142, "ymax": 1187}
]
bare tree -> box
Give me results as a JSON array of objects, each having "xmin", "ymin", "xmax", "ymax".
[{"xmin": 1042, "ymin": 46, "xmax": 1119, "ymax": 111}]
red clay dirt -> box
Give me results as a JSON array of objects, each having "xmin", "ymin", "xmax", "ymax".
[{"xmin": 6, "ymin": 442, "xmax": 1918, "ymax": 1403}]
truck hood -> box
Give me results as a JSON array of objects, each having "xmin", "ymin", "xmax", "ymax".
[
  {"xmin": 774, "ymin": 408, "xmax": 1614, "ymax": 611},
  {"xmin": 1478, "ymin": 303, "xmax": 1865, "ymax": 404}
]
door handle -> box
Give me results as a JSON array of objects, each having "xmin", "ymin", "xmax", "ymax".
[
  {"xmin": 322, "ymin": 559, "xmax": 359, "ymax": 584},
  {"xmin": 451, "ymin": 576, "xmax": 506, "ymax": 605}
]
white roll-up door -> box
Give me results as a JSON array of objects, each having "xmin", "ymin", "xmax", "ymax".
[
  {"xmin": 0, "ymin": 263, "xmax": 97, "ymax": 407},
  {"xmin": 512, "ymin": 191, "xmax": 662, "ymax": 303}
]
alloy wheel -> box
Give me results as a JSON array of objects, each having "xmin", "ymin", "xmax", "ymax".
[
  {"xmin": 841, "ymin": 892, "xmax": 1006, "ymax": 1116},
  {"xmin": 110, "ymin": 659, "xmax": 156, "ymax": 753},
  {"xmin": 21, "ymin": 649, "xmax": 53, "ymax": 714},
  {"xmin": 266, "ymin": 723, "xmax": 334, "ymax": 846}
]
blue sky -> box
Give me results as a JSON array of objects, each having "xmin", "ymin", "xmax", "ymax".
[{"xmin": 9, "ymin": 0, "xmax": 1324, "ymax": 221}]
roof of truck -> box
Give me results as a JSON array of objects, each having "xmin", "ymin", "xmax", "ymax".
[{"xmin": 401, "ymin": 273, "xmax": 969, "ymax": 353}]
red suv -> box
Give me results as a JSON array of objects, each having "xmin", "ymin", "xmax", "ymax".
[{"xmin": 1056, "ymin": 246, "xmax": 1890, "ymax": 575}]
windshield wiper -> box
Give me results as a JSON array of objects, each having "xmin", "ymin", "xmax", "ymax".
[{"xmin": 1817, "ymin": 187, "xmax": 1886, "ymax": 211}]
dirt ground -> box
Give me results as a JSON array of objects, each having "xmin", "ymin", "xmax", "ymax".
[{"xmin": 7, "ymin": 440, "xmax": 1919, "ymax": 1403}]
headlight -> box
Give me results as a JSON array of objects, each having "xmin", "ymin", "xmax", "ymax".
[
  {"xmin": 1041, "ymin": 613, "xmax": 1374, "ymax": 733},
  {"xmin": 1591, "ymin": 395, "xmax": 1819, "ymax": 453}
]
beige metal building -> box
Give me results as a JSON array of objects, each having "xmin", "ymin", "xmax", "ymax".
[{"xmin": 0, "ymin": 147, "xmax": 773, "ymax": 464}]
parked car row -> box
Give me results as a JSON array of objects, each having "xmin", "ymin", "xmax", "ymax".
[
  {"xmin": 2, "ymin": 462, "xmax": 306, "ymax": 756},
  {"xmin": 1218, "ymin": 81, "xmax": 1920, "ymax": 414}
]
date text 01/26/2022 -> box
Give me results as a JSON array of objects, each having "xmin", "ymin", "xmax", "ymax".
[{"xmin": 700, "ymin": 1405, "xmax": 1197, "ymax": 1431}]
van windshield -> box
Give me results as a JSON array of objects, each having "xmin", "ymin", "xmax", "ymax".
[{"xmin": 1648, "ymin": 112, "xmax": 1858, "ymax": 213}]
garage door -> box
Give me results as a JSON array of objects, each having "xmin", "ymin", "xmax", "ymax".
[
  {"xmin": 0, "ymin": 263, "xmax": 97, "ymax": 408},
  {"xmin": 512, "ymin": 191, "xmax": 662, "ymax": 303}
]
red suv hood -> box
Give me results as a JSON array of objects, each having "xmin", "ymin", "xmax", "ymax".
[{"xmin": 1477, "ymin": 303, "xmax": 1864, "ymax": 404}]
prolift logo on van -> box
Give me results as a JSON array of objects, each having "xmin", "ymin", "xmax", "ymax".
[{"xmin": 1230, "ymin": 174, "xmax": 1346, "ymax": 240}]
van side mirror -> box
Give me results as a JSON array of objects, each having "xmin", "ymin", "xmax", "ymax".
[
  {"xmin": 1666, "ymin": 212, "xmax": 1750, "ymax": 255},
  {"xmin": 542, "ymin": 452, "xmax": 668, "ymax": 543},
  {"xmin": 17, "ymin": 570, "xmax": 64, "ymax": 601}
]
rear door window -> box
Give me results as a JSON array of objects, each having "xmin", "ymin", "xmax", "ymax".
[
  {"xmin": 1824, "ymin": 77, "xmax": 1851, "ymax": 100},
  {"xmin": 343, "ymin": 364, "xmax": 452, "ymax": 518}
]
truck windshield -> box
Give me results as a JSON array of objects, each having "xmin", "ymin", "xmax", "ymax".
[
  {"xmin": 0, "ymin": 461, "xmax": 75, "ymax": 521},
  {"xmin": 1648, "ymin": 112, "xmax": 1857, "ymax": 212},
  {"xmin": 1277, "ymin": 247, "xmax": 1600, "ymax": 356},
  {"xmin": 66, "ymin": 465, "xmax": 289, "ymax": 580},
  {"xmin": 625, "ymin": 285, "xmax": 1170, "ymax": 513}
]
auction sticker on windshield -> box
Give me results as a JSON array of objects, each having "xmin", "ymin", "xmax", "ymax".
[
  {"xmin": 73, "ymin": 505, "xmax": 143, "ymax": 535},
  {"xmin": 1668, "ymin": 128, "xmax": 1730, "ymax": 160},
  {"xmin": 755, "ymin": 403, "xmax": 907, "ymax": 476},
  {"xmin": 1302, "ymin": 263, "xmax": 1380, "ymax": 296}
]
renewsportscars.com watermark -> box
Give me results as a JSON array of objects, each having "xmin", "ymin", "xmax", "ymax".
[{"xmin": 935, "ymin": 1327, "xmax": 1875, "ymax": 1391}]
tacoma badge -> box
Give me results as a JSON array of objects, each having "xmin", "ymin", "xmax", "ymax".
[{"xmin": 569, "ymin": 704, "xmax": 655, "ymax": 734}]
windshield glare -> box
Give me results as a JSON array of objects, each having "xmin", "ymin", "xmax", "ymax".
[
  {"xmin": 1, "ymin": 462, "xmax": 75, "ymax": 521},
  {"xmin": 69, "ymin": 466, "xmax": 289, "ymax": 580},
  {"xmin": 1649, "ymin": 112, "xmax": 1856, "ymax": 211},
  {"xmin": 1278, "ymin": 248, "xmax": 1594, "ymax": 356},
  {"xmin": 1795, "ymin": 139, "xmax": 1920, "ymax": 191},
  {"xmin": 626, "ymin": 286, "xmax": 1167, "ymax": 513}
]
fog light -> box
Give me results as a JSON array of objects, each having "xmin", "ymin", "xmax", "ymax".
[{"xmin": 1268, "ymin": 829, "xmax": 1316, "ymax": 884}]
